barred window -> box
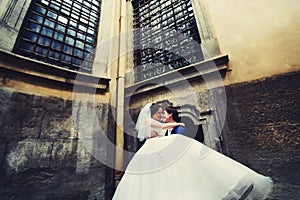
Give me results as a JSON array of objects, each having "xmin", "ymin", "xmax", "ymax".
[
  {"xmin": 132, "ymin": 0, "xmax": 204, "ymax": 82},
  {"xmin": 13, "ymin": 0, "xmax": 101, "ymax": 73}
]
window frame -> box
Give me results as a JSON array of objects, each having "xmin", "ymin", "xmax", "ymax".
[
  {"xmin": 131, "ymin": 0, "xmax": 205, "ymax": 82},
  {"xmin": 125, "ymin": 0, "xmax": 228, "ymax": 94},
  {"xmin": 13, "ymin": 0, "xmax": 101, "ymax": 73}
]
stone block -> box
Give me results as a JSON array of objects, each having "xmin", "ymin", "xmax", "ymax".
[{"xmin": 6, "ymin": 139, "xmax": 53, "ymax": 173}]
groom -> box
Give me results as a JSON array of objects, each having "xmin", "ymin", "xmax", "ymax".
[{"xmin": 163, "ymin": 106, "xmax": 186, "ymax": 136}]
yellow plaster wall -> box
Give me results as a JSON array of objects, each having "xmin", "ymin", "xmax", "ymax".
[
  {"xmin": 94, "ymin": 0, "xmax": 122, "ymax": 103},
  {"xmin": 0, "ymin": 73, "xmax": 109, "ymax": 103},
  {"xmin": 206, "ymin": 0, "xmax": 300, "ymax": 84},
  {"xmin": 0, "ymin": 75, "xmax": 72, "ymax": 99}
]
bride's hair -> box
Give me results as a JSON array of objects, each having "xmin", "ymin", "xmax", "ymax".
[{"xmin": 150, "ymin": 103, "xmax": 163, "ymax": 117}]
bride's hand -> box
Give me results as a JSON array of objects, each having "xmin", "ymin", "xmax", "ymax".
[{"xmin": 150, "ymin": 130, "xmax": 159, "ymax": 137}]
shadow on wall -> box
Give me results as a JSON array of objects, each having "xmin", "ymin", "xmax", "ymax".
[{"xmin": 181, "ymin": 116, "xmax": 204, "ymax": 143}]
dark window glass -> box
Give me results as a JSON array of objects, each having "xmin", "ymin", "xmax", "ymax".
[
  {"xmin": 62, "ymin": 54, "xmax": 72, "ymax": 63},
  {"xmin": 41, "ymin": 27, "xmax": 53, "ymax": 37},
  {"xmin": 55, "ymin": 24, "xmax": 65, "ymax": 33},
  {"xmin": 74, "ymin": 48, "xmax": 83, "ymax": 58},
  {"xmin": 54, "ymin": 32, "xmax": 64, "ymax": 41},
  {"xmin": 44, "ymin": 19, "xmax": 55, "ymax": 28},
  {"xmin": 35, "ymin": 6, "xmax": 46, "ymax": 14},
  {"xmin": 32, "ymin": 14, "xmax": 43, "ymax": 23},
  {"xmin": 38, "ymin": 36, "xmax": 51, "ymax": 46},
  {"xmin": 36, "ymin": 46, "xmax": 48, "ymax": 56},
  {"xmin": 63, "ymin": 45, "xmax": 73, "ymax": 55},
  {"xmin": 49, "ymin": 50, "xmax": 60, "ymax": 60},
  {"xmin": 24, "ymin": 32, "xmax": 38, "ymax": 42},
  {"xmin": 13, "ymin": 0, "xmax": 101, "ymax": 73},
  {"xmin": 47, "ymin": 11, "xmax": 57, "ymax": 20},
  {"xmin": 65, "ymin": 36, "xmax": 75, "ymax": 46},
  {"xmin": 23, "ymin": 41, "xmax": 35, "ymax": 51},
  {"xmin": 29, "ymin": 23, "xmax": 41, "ymax": 33},
  {"xmin": 73, "ymin": 58, "xmax": 82, "ymax": 66},
  {"xmin": 51, "ymin": 41, "xmax": 63, "ymax": 51},
  {"xmin": 132, "ymin": 0, "xmax": 203, "ymax": 82},
  {"xmin": 67, "ymin": 28, "xmax": 76, "ymax": 37}
]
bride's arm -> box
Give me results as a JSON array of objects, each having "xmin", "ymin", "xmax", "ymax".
[
  {"xmin": 148, "ymin": 118, "xmax": 185, "ymax": 130},
  {"xmin": 162, "ymin": 122, "xmax": 185, "ymax": 129}
]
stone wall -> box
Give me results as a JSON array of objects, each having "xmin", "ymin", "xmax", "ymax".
[
  {"xmin": 0, "ymin": 88, "xmax": 115, "ymax": 200},
  {"xmin": 222, "ymin": 71, "xmax": 300, "ymax": 199}
]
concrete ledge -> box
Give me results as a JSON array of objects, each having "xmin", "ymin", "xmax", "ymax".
[
  {"xmin": 125, "ymin": 54, "xmax": 229, "ymax": 97},
  {"xmin": 0, "ymin": 49, "xmax": 110, "ymax": 92}
]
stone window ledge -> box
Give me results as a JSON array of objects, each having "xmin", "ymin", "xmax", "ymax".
[
  {"xmin": 0, "ymin": 49, "xmax": 110, "ymax": 92},
  {"xmin": 125, "ymin": 54, "xmax": 229, "ymax": 97}
]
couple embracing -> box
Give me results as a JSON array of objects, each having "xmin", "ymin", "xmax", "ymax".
[
  {"xmin": 113, "ymin": 103, "xmax": 273, "ymax": 200},
  {"xmin": 137, "ymin": 103, "xmax": 186, "ymax": 141}
]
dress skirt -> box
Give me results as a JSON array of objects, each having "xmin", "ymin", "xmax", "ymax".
[{"xmin": 112, "ymin": 135, "xmax": 273, "ymax": 200}]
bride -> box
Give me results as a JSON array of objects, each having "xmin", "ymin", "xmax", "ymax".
[{"xmin": 112, "ymin": 103, "xmax": 273, "ymax": 200}]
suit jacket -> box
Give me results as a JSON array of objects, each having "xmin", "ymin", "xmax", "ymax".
[
  {"xmin": 171, "ymin": 126, "xmax": 186, "ymax": 135},
  {"xmin": 165, "ymin": 126, "xmax": 186, "ymax": 136}
]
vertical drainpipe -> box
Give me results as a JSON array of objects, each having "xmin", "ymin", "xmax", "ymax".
[{"xmin": 115, "ymin": 0, "xmax": 126, "ymax": 186}]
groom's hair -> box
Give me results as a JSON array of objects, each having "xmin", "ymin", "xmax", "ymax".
[
  {"xmin": 165, "ymin": 106, "xmax": 181, "ymax": 122},
  {"xmin": 150, "ymin": 103, "xmax": 163, "ymax": 117}
]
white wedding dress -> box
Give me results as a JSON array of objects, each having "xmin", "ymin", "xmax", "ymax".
[{"xmin": 112, "ymin": 134, "xmax": 273, "ymax": 200}]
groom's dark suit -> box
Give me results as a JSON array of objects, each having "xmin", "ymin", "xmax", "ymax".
[
  {"xmin": 171, "ymin": 126, "xmax": 186, "ymax": 134},
  {"xmin": 165, "ymin": 125, "xmax": 186, "ymax": 136}
]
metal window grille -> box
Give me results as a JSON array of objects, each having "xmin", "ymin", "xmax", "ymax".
[
  {"xmin": 13, "ymin": 0, "xmax": 101, "ymax": 73},
  {"xmin": 132, "ymin": 0, "xmax": 203, "ymax": 82}
]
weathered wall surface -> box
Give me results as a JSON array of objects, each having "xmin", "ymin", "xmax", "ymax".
[
  {"xmin": 206, "ymin": 0, "xmax": 300, "ymax": 84},
  {"xmin": 0, "ymin": 88, "xmax": 115, "ymax": 200},
  {"xmin": 0, "ymin": 24, "xmax": 18, "ymax": 51},
  {"xmin": 222, "ymin": 71, "xmax": 300, "ymax": 199}
]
